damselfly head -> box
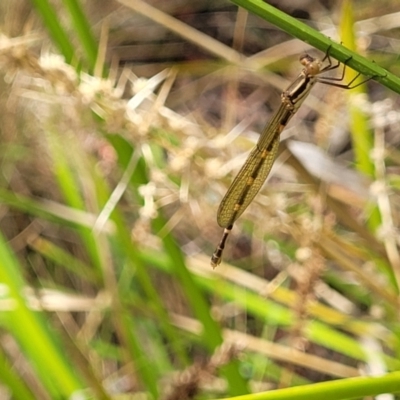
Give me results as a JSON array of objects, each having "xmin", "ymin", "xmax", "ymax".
[{"xmin": 299, "ymin": 54, "xmax": 322, "ymax": 76}]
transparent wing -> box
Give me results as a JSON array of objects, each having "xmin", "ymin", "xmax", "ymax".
[{"xmin": 217, "ymin": 134, "xmax": 280, "ymax": 227}]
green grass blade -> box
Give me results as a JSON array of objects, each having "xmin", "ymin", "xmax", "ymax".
[
  {"xmin": 29, "ymin": 0, "xmax": 76, "ymax": 65},
  {"xmin": 339, "ymin": 1, "xmax": 374, "ymax": 176},
  {"xmin": 44, "ymin": 127, "xmax": 103, "ymax": 275},
  {"xmin": 217, "ymin": 371, "xmax": 400, "ymax": 400},
  {"xmin": 0, "ymin": 347, "xmax": 37, "ymax": 400},
  {"xmin": 61, "ymin": 0, "xmax": 98, "ymax": 72},
  {"xmin": 230, "ymin": 0, "xmax": 400, "ymax": 93},
  {"xmin": 153, "ymin": 214, "xmax": 250, "ymax": 395},
  {"xmin": 0, "ymin": 232, "xmax": 86, "ymax": 399},
  {"xmin": 197, "ymin": 271, "xmax": 399, "ymax": 367},
  {"xmin": 28, "ymin": 236, "xmax": 101, "ymax": 284},
  {"xmin": 339, "ymin": 0, "xmax": 382, "ymax": 232}
]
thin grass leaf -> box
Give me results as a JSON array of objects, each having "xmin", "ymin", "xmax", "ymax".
[
  {"xmin": 230, "ymin": 0, "xmax": 400, "ymax": 93},
  {"xmin": 197, "ymin": 271, "xmax": 399, "ymax": 367},
  {"xmin": 28, "ymin": 236, "xmax": 101, "ymax": 284},
  {"xmin": 29, "ymin": 0, "xmax": 76, "ymax": 65},
  {"xmin": 0, "ymin": 232, "xmax": 86, "ymax": 399},
  {"xmin": 340, "ymin": 0, "xmax": 382, "ymax": 232},
  {"xmin": 0, "ymin": 347, "xmax": 37, "ymax": 400},
  {"xmin": 61, "ymin": 0, "xmax": 98, "ymax": 72},
  {"xmin": 44, "ymin": 126, "xmax": 104, "ymax": 274},
  {"xmin": 142, "ymin": 250, "xmax": 400, "ymax": 372},
  {"xmin": 216, "ymin": 370, "xmax": 400, "ymax": 400},
  {"xmin": 117, "ymin": 0, "xmax": 242, "ymax": 64}
]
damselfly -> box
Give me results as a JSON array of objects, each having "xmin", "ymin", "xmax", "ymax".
[{"xmin": 211, "ymin": 50, "xmax": 370, "ymax": 268}]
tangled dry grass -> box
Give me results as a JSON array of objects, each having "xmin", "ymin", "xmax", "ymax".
[{"xmin": 1, "ymin": 1, "xmax": 400, "ymax": 399}]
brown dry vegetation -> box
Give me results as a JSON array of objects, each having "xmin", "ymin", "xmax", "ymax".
[{"xmin": 1, "ymin": 1, "xmax": 400, "ymax": 399}]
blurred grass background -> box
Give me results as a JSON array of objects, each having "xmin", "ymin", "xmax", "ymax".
[{"xmin": 1, "ymin": 0, "xmax": 400, "ymax": 399}]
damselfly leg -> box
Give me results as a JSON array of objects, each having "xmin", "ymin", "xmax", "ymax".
[{"xmin": 318, "ymin": 50, "xmax": 373, "ymax": 89}]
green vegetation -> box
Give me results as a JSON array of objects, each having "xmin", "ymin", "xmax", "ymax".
[{"xmin": 1, "ymin": 0, "xmax": 400, "ymax": 399}]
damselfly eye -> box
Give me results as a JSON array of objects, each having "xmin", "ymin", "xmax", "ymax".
[
  {"xmin": 299, "ymin": 54, "xmax": 314, "ymax": 66},
  {"xmin": 307, "ymin": 60, "xmax": 322, "ymax": 75},
  {"xmin": 300, "ymin": 55, "xmax": 321, "ymax": 75}
]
